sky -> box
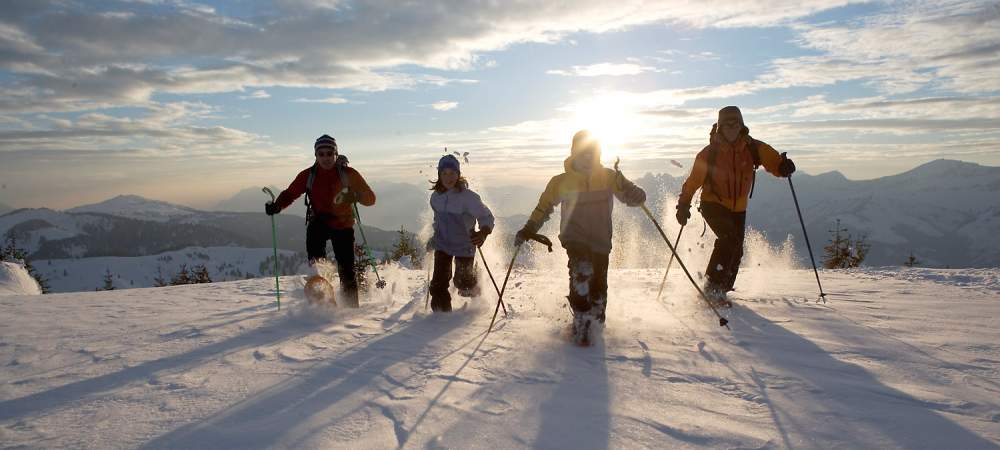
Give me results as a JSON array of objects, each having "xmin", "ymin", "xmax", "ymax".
[{"xmin": 0, "ymin": 0, "xmax": 998, "ymax": 210}]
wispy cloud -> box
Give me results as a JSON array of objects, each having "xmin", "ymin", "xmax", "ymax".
[
  {"xmin": 430, "ymin": 101, "xmax": 458, "ymax": 111},
  {"xmin": 293, "ymin": 96, "xmax": 350, "ymax": 104},
  {"xmin": 239, "ymin": 90, "xmax": 270, "ymax": 100},
  {"xmin": 547, "ymin": 62, "xmax": 659, "ymax": 77}
]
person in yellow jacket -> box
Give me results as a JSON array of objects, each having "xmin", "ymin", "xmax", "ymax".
[
  {"xmin": 515, "ymin": 130, "xmax": 646, "ymax": 344},
  {"xmin": 676, "ymin": 106, "xmax": 796, "ymax": 306}
]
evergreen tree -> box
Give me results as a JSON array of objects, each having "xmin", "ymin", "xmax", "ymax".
[
  {"xmin": 153, "ymin": 266, "xmax": 169, "ymax": 287},
  {"xmin": 192, "ymin": 264, "xmax": 212, "ymax": 283},
  {"xmin": 171, "ymin": 264, "xmax": 192, "ymax": 285},
  {"xmin": 354, "ymin": 244, "xmax": 369, "ymax": 293},
  {"xmin": 823, "ymin": 219, "xmax": 869, "ymax": 269},
  {"xmin": 389, "ymin": 226, "xmax": 420, "ymax": 268},
  {"xmin": 101, "ymin": 268, "xmax": 115, "ymax": 290},
  {"xmin": 904, "ymin": 251, "xmax": 920, "ymax": 267}
]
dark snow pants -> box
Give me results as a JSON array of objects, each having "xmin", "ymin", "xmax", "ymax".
[
  {"xmin": 306, "ymin": 219, "xmax": 359, "ymax": 306},
  {"xmin": 566, "ymin": 245, "xmax": 610, "ymax": 322},
  {"xmin": 429, "ymin": 250, "xmax": 478, "ymax": 312},
  {"xmin": 700, "ymin": 201, "xmax": 747, "ymax": 293}
]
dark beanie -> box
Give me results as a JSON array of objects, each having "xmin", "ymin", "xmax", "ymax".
[
  {"xmin": 718, "ymin": 106, "xmax": 744, "ymax": 125},
  {"xmin": 314, "ymin": 134, "xmax": 338, "ymax": 152},
  {"xmin": 438, "ymin": 154, "xmax": 460, "ymax": 174}
]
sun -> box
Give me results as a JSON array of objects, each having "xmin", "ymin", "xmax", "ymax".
[{"xmin": 566, "ymin": 93, "xmax": 639, "ymax": 163}]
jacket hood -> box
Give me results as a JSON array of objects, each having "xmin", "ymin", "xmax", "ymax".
[{"xmin": 564, "ymin": 130, "xmax": 603, "ymax": 174}]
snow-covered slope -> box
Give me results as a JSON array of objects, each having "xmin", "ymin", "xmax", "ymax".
[
  {"xmin": 0, "ymin": 261, "xmax": 42, "ymax": 296},
  {"xmin": 35, "ymin": 246, "xmax": 305, "ymax": 292},
  {"xmin": 68, "ymin": 195, "xmax": 201, "ymax": 222},
  {"xmin": 1, "ymin": 262, "xmax": 997, "ymax": 449}
]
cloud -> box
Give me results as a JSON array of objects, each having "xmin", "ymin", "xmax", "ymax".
[
  {"xmin": 293, "ymin": 96, "xmax": 349, "ymax": 104},
  {"xmin": 239, "ymin": 89, "xmax": 270, "ymax": 100},
  {"xmin": 430, "ymin": 101, "xmax": 458, "ymax": 111},
  {"xmin": 0, "ymin": 0, "xmax": 861, "ymax": 115},
  {"xmin": 547, "ymin": 62, "xmax": 660, "ymax": 77}
]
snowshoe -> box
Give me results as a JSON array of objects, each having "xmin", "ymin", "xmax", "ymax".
[
  {"xmin": 304, "ymin": 274, "xmax": 337, "ymax": 306},
  {"xmin": 703, "ymin": 288, "xmax": 732, "ymax": 309}
]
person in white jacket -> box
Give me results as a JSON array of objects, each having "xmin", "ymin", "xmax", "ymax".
[{"xmin": 427, "ymin": 155, "xmax": 495, "ymax": 312}]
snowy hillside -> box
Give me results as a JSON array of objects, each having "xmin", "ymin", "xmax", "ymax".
[
  {"xmin": 747, "ymin": 159, "xmax": 1000, "ymax": 268},
  {"xmin": 35, "ymin": 246, "xmax": 305, "ymax": 293},
  {"xmin": 68, "ymin": 195, "xmax": 201, "ymax": 222},
  {"xmin": 1, "ymin": 259, "xmax": 998, "ymax": 449}
]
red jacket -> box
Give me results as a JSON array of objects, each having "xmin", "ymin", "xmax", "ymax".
[{"xmin": 275, "ymin": 164, "xmax": 376, "ymax": 229}]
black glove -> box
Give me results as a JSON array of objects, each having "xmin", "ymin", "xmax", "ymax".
[
  {"xmin": 779, "ymin": 152, "xmax": 796, "ymax": 177},
  {"xmin": 265, "ymin": 202, "xmax": 280, "ymax": 216},
  {"xmin": 470, "ymin": 227, "xmax": 491, "ymax": 247},
  {"xmin": 624, "ymin": 187, "xmax": 646, "ymax": 206},
  {"xmin": 514, "ymin": 227, "xmax": 531, "ymax": 246},
  {"xmin": 676, "ymin": 203, "xmax": 691, "ymax": 226},
  {"xmin": 335, "ymin": 188, "xmax": 360, "ymax": 204}
]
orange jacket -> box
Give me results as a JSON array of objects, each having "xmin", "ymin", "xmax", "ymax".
[
  {"xmin": 679, "ymin": 130, "xmax": 783, "ymax": 212},
  {"xmin": 275, "ymin": 164, "xmax": 376, "ymax": 229}
]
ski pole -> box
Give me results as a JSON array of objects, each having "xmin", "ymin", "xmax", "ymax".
[
  {"xmin": 488, "ymin": 233, "xmax": 552, "ymax": 333},
  {"xmin": 478, "ymin": 247, "xmax": 506, "ymax": 315},
  {"xmin": 424, "ymin": 252, "xmax": 432, "ymax": 311},
  {"xmin": 612, "ymin": 158, "xmax": 727, "ymax": 328},
  {"xmin": 654, "ymin": 224, "xmax": 684, "ymax": 302},
  {"xmin": 640, "ymin": 205, "xmax": 729, "ymax": 328},
  {"xmin": 262, "ymin": 187, "xmax": 281, "ymax": 310},
  {"xmin": 787, "ymin": 175, "xmax": 827, "ymax": 302},
  {"xmin": 351, "ymin": 202, "xmax": 387, "ymax": 289},
  {"xmin": 488, "ymin": 246, "xmax": 518, "ymax": 333}
]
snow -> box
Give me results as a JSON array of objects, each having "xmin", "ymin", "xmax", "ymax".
[
  {"xmin": 0, "ymin": 261, "xmax": 42, "ymax": 296},
  {"xmin": 67, "ymin": 194, "xmax": 201, "ymax": 222},
  {"xmin": 1, "ymin": 261, "xmax": 998, "ymax": 449},
  {"xmin": 35, "ymin": 246, "xmax": 302, "ymax": 293}
]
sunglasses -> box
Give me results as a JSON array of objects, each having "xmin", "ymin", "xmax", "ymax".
[{"xmin": 316, "ymin": 151, "xmax": 336, "ymax": 157}]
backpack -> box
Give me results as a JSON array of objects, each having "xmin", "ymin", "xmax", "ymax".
[
  {"xmin": 704, "ymin": 135, "xmax": 762, "ymax": 199},
  {"xmin": 304, "ymin": 159, "xmax": 352, "ymax": 224}
]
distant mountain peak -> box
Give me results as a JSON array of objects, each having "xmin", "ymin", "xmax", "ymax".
[
  {"xmin": 902, "ymin": 159, "xmax": 988, "ymax": 177},
  {"xmin": 67, "ymin": 194, "xmax": 201, "ymax": 222}
]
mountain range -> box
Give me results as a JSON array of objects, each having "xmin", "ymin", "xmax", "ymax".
[{"xmin": 1, "ymin": 159, "xmax": 997, "ymax": 292}]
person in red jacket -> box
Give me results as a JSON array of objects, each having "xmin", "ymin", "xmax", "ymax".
[
  {"xmin": 676, "ymin": 106, "xmax": 795, "ymax": 307},
  {"xmin": 265, "ymin": 134, "xmax": 376, "ymax": 307}
]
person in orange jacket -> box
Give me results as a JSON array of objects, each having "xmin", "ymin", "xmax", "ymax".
[
  {"xmin": 677, "ymin": 106, "xmax": 795, "ymax": 306},
  {"xmin": 265, "ymin": 134, "xmax": 376, "ymax": 307}
]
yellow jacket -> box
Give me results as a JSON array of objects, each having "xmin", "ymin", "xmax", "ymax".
[{"xmin": 526, "ymin": 153, "xmax": 644, "ymax": 254}]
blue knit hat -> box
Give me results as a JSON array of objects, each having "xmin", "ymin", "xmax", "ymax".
[
  {"xmin": 437, "ymin": 154, "xmax": 460, "ymax": 174},
  {"xmin": 314, "ymin": 134, "xmax": 337, "ymax": 153}
]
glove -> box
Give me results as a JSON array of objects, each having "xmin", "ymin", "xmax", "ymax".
[
  {"xmin": 265, "ymin": 202, "xmax": 280, "ymax": 216},
  {"xmin": 779, "ymin": 152, "xmax": 796, "ymax": 177},
  {"xmin": 470, "ymin": 227, "xmax": 491, "ymax": 247},
  {"xmin": 624, "ymin": 188, "xmax": 646, "ymax": 206},
  {"xmin": 335, "ymin": 188, "xmax": 360, "ymax": 204},
  {"xmin": 514, "ymin": 228, "xmax": 529, "ymax": 246},
  {"xmin": 676, "ymin": 203, "xmax": 691, "ymax": 226},
  {"xmin": 514, "ymin": 221, "xmax": 538, "ymax": 246}
]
